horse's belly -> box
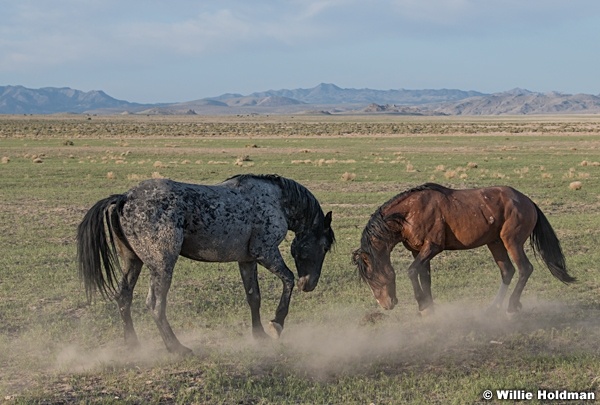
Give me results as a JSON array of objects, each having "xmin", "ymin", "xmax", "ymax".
[
  {"xmin": 180, "ymin": 235, "xmax": 251, "ymax": 262},
  {"xmin": 446, "ymin": 229, "xmax": 499, "ymax": 249},
  {"xmin": 181, "ymin": 248, "xmax": 246, "ymax": 262}
]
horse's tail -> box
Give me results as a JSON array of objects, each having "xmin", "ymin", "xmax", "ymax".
[
  {"xmin": 76, "ymin": 194, "xmax": 127, "ymax": 301},
  {"xmin": 530, "ymin": 204, "xmax": 576, "ymax": 284}
]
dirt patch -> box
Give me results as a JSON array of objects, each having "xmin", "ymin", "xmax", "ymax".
[{"xmin": 38, "ymin": 299, "xmax": 600, "ymax": 377}]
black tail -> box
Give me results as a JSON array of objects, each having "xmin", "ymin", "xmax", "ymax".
[
  {"xmin": 530, "ymin": 204, "xmax": 576, "ymax": 284},
  {"xmin": 76, "ymin": 194, "xmax": 127, "ymax": 301}
]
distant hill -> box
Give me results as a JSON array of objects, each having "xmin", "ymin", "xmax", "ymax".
[
  {"xmin": 236, "ymin": 83, "xmax": 484, "ymax": 105},
  {"xmin": 0, "ymin": 85, "xmax": 146, "ymax": 114},
  {"xmin": 2, "ymin": 84, "xmax": 600, "ymax": 115},
  {"xmin": 156, "ymin": 84, "xmax": 484, "ymax": 115},
  {"xmin": 430, "ymin": 88, "xmax": 600, "ymax": 115}
]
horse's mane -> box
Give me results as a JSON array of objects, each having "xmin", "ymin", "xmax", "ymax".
[
  {"xmin": 226, "ymin": 174, "xmax": 335, "ymax": 244},
  {"xmin": 385, "ymin": 182, "xmax": 449, "ymax": 206},
  {"xmin": 355, "ymin": 183, "xmax": 447, "ymax": 285},
  {"xmin": 362, "ymin": 182, "xmax": 447, "ymax": 246},
  {"xmin": 225, "ymin": 174, "xmax": 318, "ymax": 216}
]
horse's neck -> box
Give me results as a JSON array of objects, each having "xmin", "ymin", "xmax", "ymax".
[
  {"xmin": 371, "ymin": 234, "xmax": 397, "ymax": 255},
  {"xmin": 284, "ymin": 207, "xmax": 313, "ymax": 234},
  {"xmin": 369, "ymin": 215, "xmax": 404, "ymax": 253},
  {"xmin": 385, "ymin": 220, "xmax": 406, "ymax": 249},
  {"xmin": 277, "ymin": 181, "xmax": 318, "ymax": 234}
]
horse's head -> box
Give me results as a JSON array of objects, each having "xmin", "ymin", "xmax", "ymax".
[
  {"xmin": 352, "ymin": 247, "xmax": 398, "ymax": 310},
  {"xmin": 291, "ymin": 211, "xmax": 334, "ymax": 292}
]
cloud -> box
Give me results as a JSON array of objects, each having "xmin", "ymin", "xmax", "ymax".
[
  {"xmin": 115, "ymin": 2, "xmax": 342, "ymax": 55},
  {"xmin": 1, "ymin": 0, "xmax": 599, "ymax": 76},
  {"xmin": 0, "ymin": 1, "xmax": 340, "ymax": 72},
  {"xmin": 386, "ymin": 0, "xmax": 600, "ymax": 34}
]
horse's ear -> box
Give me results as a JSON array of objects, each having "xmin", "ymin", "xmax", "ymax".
[
  {"xmin": 351, "ymin": 248, "xmax": 363, "ymax": 265},
  {"xmin": 324, "ymin": 211, "xmax": 332, "ymax": 228},
  {"xmin": 351, "ymin": 249, "xmax": 360, "ymax": 265}
]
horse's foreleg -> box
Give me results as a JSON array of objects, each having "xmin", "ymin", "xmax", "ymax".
[
  {"xmin": 271, "ymin": 266, "xmax": 294, "ymax": 338},
  {"xmin": 238, "ymin": 261, "xmax": 268, "ymax": 339},
  {"xmin": 115, "ymin": 252, "xmax": 143, "ymax": 348},
  {"xmin": 408, "ymin": 249, "xmax": 435, "ymax": 313},
  {"xmin": 407, "ymin": 262, "xmax": 429, "ymax": 312},
  {"xmin": 146, "ymin": 265, "xmax": 192, "ymax": 355},
  {"xmin": 487, "ymin": 241, "xmax": 516, "ymax": 312},
  {"xmin": 259, "ymin": 256, "xmax": 294, "ymax": 339},
  {"xmin": 418, "ymin": 261, "xmax": 434, "ymax": 315}
]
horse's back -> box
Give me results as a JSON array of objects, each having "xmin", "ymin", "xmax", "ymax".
[
  {"xmin": 442, "ymin": 185, "xmax": 537, "ymax": 246},
  {"xmin": 117, "ymin": 178, "xmax": 288, "ymax": 263},
  {"xmin": 453, "ymin": 185, "xmax": 536, "ymax": 221},
  {"xmin": 395, "ymin": 184, "xmax": 537, "ymax": 250}
]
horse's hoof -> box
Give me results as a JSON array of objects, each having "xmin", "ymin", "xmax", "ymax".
[
  {"xmin": 418, "ymin": 306, "xmax": 435, "ymax": 317},
  {"xmin": 506, "ymin": 302, "xmax": 522, "ymax": 320},
  {"xmin": 169, "ymin": 345, "xmax": 194, "ymax": 356},
  {"xmin": 267, "ymin": 321, "xmax": 283, "ymax": 339},
  {"xmin": 252, "ymin": 329, "xmax": 270, "ymax": 340}
]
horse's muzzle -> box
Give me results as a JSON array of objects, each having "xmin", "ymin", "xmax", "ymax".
[
  {"xmin": 297, "ymin": 275, "xmax": 318, "ymax": 292},
  {"xmin": 378, "ymin": 296, "xmax": 398, "ymax": 310}
]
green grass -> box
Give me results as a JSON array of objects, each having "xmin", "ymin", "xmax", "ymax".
[{"xmin": 1, "ymin": 115, "xmax": 599, "ymax": 404}]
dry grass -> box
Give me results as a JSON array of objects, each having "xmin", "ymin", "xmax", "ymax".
[
  {"xmin": 235, "ymin": 155, "xmax": 254, "ymax": 167},
  {"xmin": 127, "ymin": 174, "xmax": 144, "ymax": 181},
  {"xmin": 341, "ymin": 172, "xmax": 356, "ymax": 181},
  {"xmin": 569, "ymin": 181, "xmax": 583, "ymax": 190},
  {"xmin": 444, "ymin": 169, "xmax": 457, "ymax": 179}
]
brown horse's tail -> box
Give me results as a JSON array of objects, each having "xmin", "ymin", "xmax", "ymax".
[
  {"xmin": 530, "ymin": 204, "xmax": 576, "ymax": 284},
  {"xmin": 76, "ymin": 194, "xmax": 127, "ymax": 301}
]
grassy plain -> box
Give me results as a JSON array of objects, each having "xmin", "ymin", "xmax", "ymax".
[{"xmin": 1, "ymin": 114, "xmax": 600, "ymax": 404}]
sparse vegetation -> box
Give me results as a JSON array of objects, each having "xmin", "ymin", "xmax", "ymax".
[{"xmin": 1, "ymin": 114, "xmax": 600, "ymax": 404}]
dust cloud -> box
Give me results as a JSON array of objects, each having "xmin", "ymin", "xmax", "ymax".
[{"xmin": 47, "ymin": 297, "xmax": 600, "ymax": 380}]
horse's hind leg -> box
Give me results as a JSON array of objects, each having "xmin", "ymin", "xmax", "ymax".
[
  {"xmin": 486, "ymin": 240, "xmax": 516, "ymax": 312},
  {"xmin": 146, "ymin": 261, "xmax": 192, "ymax": 355},
  {"xmin": 238, "ymin": 261, "xmax": 269, "ymax": 339},
  {"xmin": 505, "ymin": 244, "xmax": 534, "ymax": 314},
  {"xmin": 114, "ymin": 239, "xmax": 143, "ymax": 348}
]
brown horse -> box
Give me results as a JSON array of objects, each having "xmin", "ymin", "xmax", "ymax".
[{"xmin": 352, "ymin": 183, "xmax": 575, "ymax": 315}]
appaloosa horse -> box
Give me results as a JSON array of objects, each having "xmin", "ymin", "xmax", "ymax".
[
  {"xmin": 77, "ymin": 174, "xmax": 334, "ymax": 355},
  {"xmin": 353, "ymin": 183, "xmax": 574, "ymax": 315}
]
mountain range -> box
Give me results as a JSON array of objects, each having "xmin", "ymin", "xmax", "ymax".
[{"xmin": 2, "ymin": 83, "xmax": 600, "ymax": 115}]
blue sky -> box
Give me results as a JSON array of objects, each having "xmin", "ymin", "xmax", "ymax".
[{"xmin": 2, "ymin": 0, "xmax": 600, "ymax": 103}]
